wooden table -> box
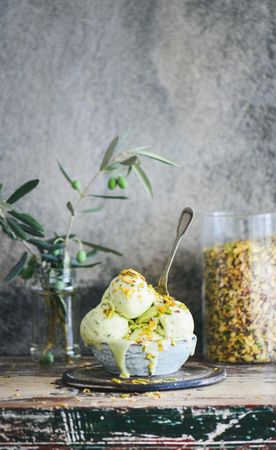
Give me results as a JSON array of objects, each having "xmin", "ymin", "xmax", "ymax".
[{"xmin": 0, "ymin": 357, "xmax": 275, "ymax": 449}]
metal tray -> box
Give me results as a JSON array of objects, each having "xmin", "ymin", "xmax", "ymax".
[{"xmin": 62, "ymin": 361, "xmax": 226, "ymax": 392}]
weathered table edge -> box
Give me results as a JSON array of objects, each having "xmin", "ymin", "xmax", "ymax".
[{"xmin": 0, "ymin": 405, "xmax": 275, "ymax": 448}]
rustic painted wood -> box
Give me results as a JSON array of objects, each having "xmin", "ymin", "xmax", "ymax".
[{"xmin": 0, "ymin": 357, "xmax": 275, "ymax": 448}]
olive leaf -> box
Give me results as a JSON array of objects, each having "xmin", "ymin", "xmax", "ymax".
[
  {"xmin": 27, "ymin": 238, "xmax": 58, "ymax": 251},
  {"xmin": 8, "ymin": 209, "xmax": 44, "ymax": 234},
  {"xmin": 86, "ymin": 248, "xmax": 97, "ymax": 257},
  {"xmin": 132, "ymin": 149, "xmax": 180, "ymax": 166},
  {"xmin": 132, "ymin": 163, "xmax": 153, "ymax": 197},
  {"xmin": 6, "ymin": 218, "xmax": 28, "ymax": 240},
  {"xmin": 79, "ymin": 206, "xmax": 103, "ymax": 214},
  {"xmin": 100, "ymin": 136, "xmax": 119, "ymax": 170},
  {"xmin": 21, "ymin": 256, "xmax": 37, "ymax": 280},
  {"xmin": 120, "ymin": 155, "xmax": 138, "ymax": 166},
  {"xmin": 102, "ymin": 162, "xmax": 122, "ymax": 172},
  {"xmin": 117, "ymin": 129, "xmax": 131, "ymax": 148},
  {"xmin": 0, "ymin": 183, "xmax": 3, "ymax": 201},
  {"xmin": 89, "ymin": 194, "xmax": 128, "ymax": 200},
  {"xmin": 66, "ymin": 201, "xmax": 75, "ymax": 216},
  {"xmin": 20, "ymin": 223, "xmax": 45, "ymax": 238},
  {"xmin": 7, "ymin": 179, "xmax": 39, "ymax": 204},
  {"xmin": 57, "ymin": 161, "xmax": 72, "ymax": 184},
  {"xmin": 71, "ymin": 261, "xmax": 102, "ymax": 269},
  {"xmin": 5, "ymin": 252, "xmax": 28, "ymax": 282},
  {"xmin": 0, "ymin": 219, "xmax": 16, "ymax": 239},
  {"xmin": 41, "ymin": 253, "xmax": 60, "ymax": 263},
  {"xmin": 103, "ymin": 154, "xmax": 137, "ymax": 170},
  {"xmin": 81, "ymin": 240, "xmax": 123, "ymax": 256}
]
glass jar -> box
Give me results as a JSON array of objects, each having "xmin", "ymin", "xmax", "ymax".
[
  {"xmin": 30, "ymin": 267, "xmax": 81, "ymax": 364},
  {"xmin": 202, "ymin": 212, "xmax": 276, "ymax": 363}
]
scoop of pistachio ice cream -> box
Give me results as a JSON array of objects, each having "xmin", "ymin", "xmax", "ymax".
[
  {"xmin": 104, "ymin": 268, "xmax": 156, "ymax": 319},
  {"xmin": 125, "ymin": 293, "xmax": 194, "ymax": 345},
  {"xmin": 80, "ymin": 302, "xmax": 129, "ymax": 346},
  {"xmin": 158, "ymin": 299, "xmax": 194, "ymax": 340}
]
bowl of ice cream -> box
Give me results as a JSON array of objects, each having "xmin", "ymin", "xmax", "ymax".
[{"xmin": 80, "ymin": 268, "xmax": 197, "ymax": 378}]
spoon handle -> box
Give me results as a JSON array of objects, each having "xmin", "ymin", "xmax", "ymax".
[{"xmin": 157, "ymin": 207, "xmax": 194, "ymax": 294}]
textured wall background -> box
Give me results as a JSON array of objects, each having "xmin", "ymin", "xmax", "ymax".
[{"xmin": 0, "ymin": 0, "xmax": 275, "ymax": 355}]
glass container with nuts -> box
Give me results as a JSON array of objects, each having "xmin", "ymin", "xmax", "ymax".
[{"xmin": 202, "ymin": 212, "xmax": 276, "ymax": 363}]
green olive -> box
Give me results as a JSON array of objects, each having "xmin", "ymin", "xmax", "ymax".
[
  {"xmin": 117, "ymin": 176, "xmax": 127, "ymax": 189},
  {"xmin": 21, "ymin": 267, "xmax": 34, "ymax": 280},
  {"xmin": 76, "ymin": 250, "xmax": 87, "ymax": 263},
  {"xmin": 54, "ymin": 280, "xmax": 65, "ymax": 292},
  {"xmin": 71, "ymin": 180, "xmax": 82, "ymax": 191},
  {"xmin": 40, "ymin": 351, "xmax": 54, "ymax": 365},
  {"xmin": 108, "ymin": 177, "xmax": 117, "ymax": 190},
  {"xmin": 27, "ymin": 257, "xmax": 37, "ymax": 269},
  {"xmin": 51, "ymin": 248, "xmax": 60, "ymax": 257}
]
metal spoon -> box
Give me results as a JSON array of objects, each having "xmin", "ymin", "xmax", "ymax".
[{"xmin": 156, "ymin": 207, "xmax": 194, "ymax": 296}]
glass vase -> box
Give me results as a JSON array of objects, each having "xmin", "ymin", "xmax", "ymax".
[
  {"xmin": 30, "ymin": 267, "xmax": 81, "ymax": 364},
  {"xmin": 202, "ymin": 211, "xmax": 276, "ymax": 363}
]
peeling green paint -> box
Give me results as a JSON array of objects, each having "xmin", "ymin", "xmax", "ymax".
[{"xmin": 0, "ymin": 406, "xmax": 275, "ymax": 447}]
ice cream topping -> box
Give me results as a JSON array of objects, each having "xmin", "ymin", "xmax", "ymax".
[{"xmin": 80, "ymin": 268, "xmax": 195, "ymax": 377}]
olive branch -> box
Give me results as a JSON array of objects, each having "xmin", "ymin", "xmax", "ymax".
[{"xmin": 0, "ymin": 135, "xmax": 179, "ymax": 282}]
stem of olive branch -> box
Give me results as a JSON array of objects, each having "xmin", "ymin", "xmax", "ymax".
[{"xmin": 63, "ymin": 171, "xmax": 100, "ymax": 258}]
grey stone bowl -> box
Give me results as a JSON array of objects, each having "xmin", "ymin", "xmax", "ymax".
[{"xmin": 91, "ymin": 334, "xmax": 197, "ymax": 377}]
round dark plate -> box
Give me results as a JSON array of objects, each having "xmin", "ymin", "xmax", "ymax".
[{"xmin": 62, "ymin": 361, "xmax": 226, "ymax": 392}]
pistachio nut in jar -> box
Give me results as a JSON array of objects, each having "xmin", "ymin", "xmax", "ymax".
[{"xmin": 202, "ymin": 212, "xmax": 276, "ymax": 363}]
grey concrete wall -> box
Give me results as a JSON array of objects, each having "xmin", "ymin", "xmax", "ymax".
[{"xmin": 0, "ymin": 0, "xmax": 275, "ymax": 354}]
